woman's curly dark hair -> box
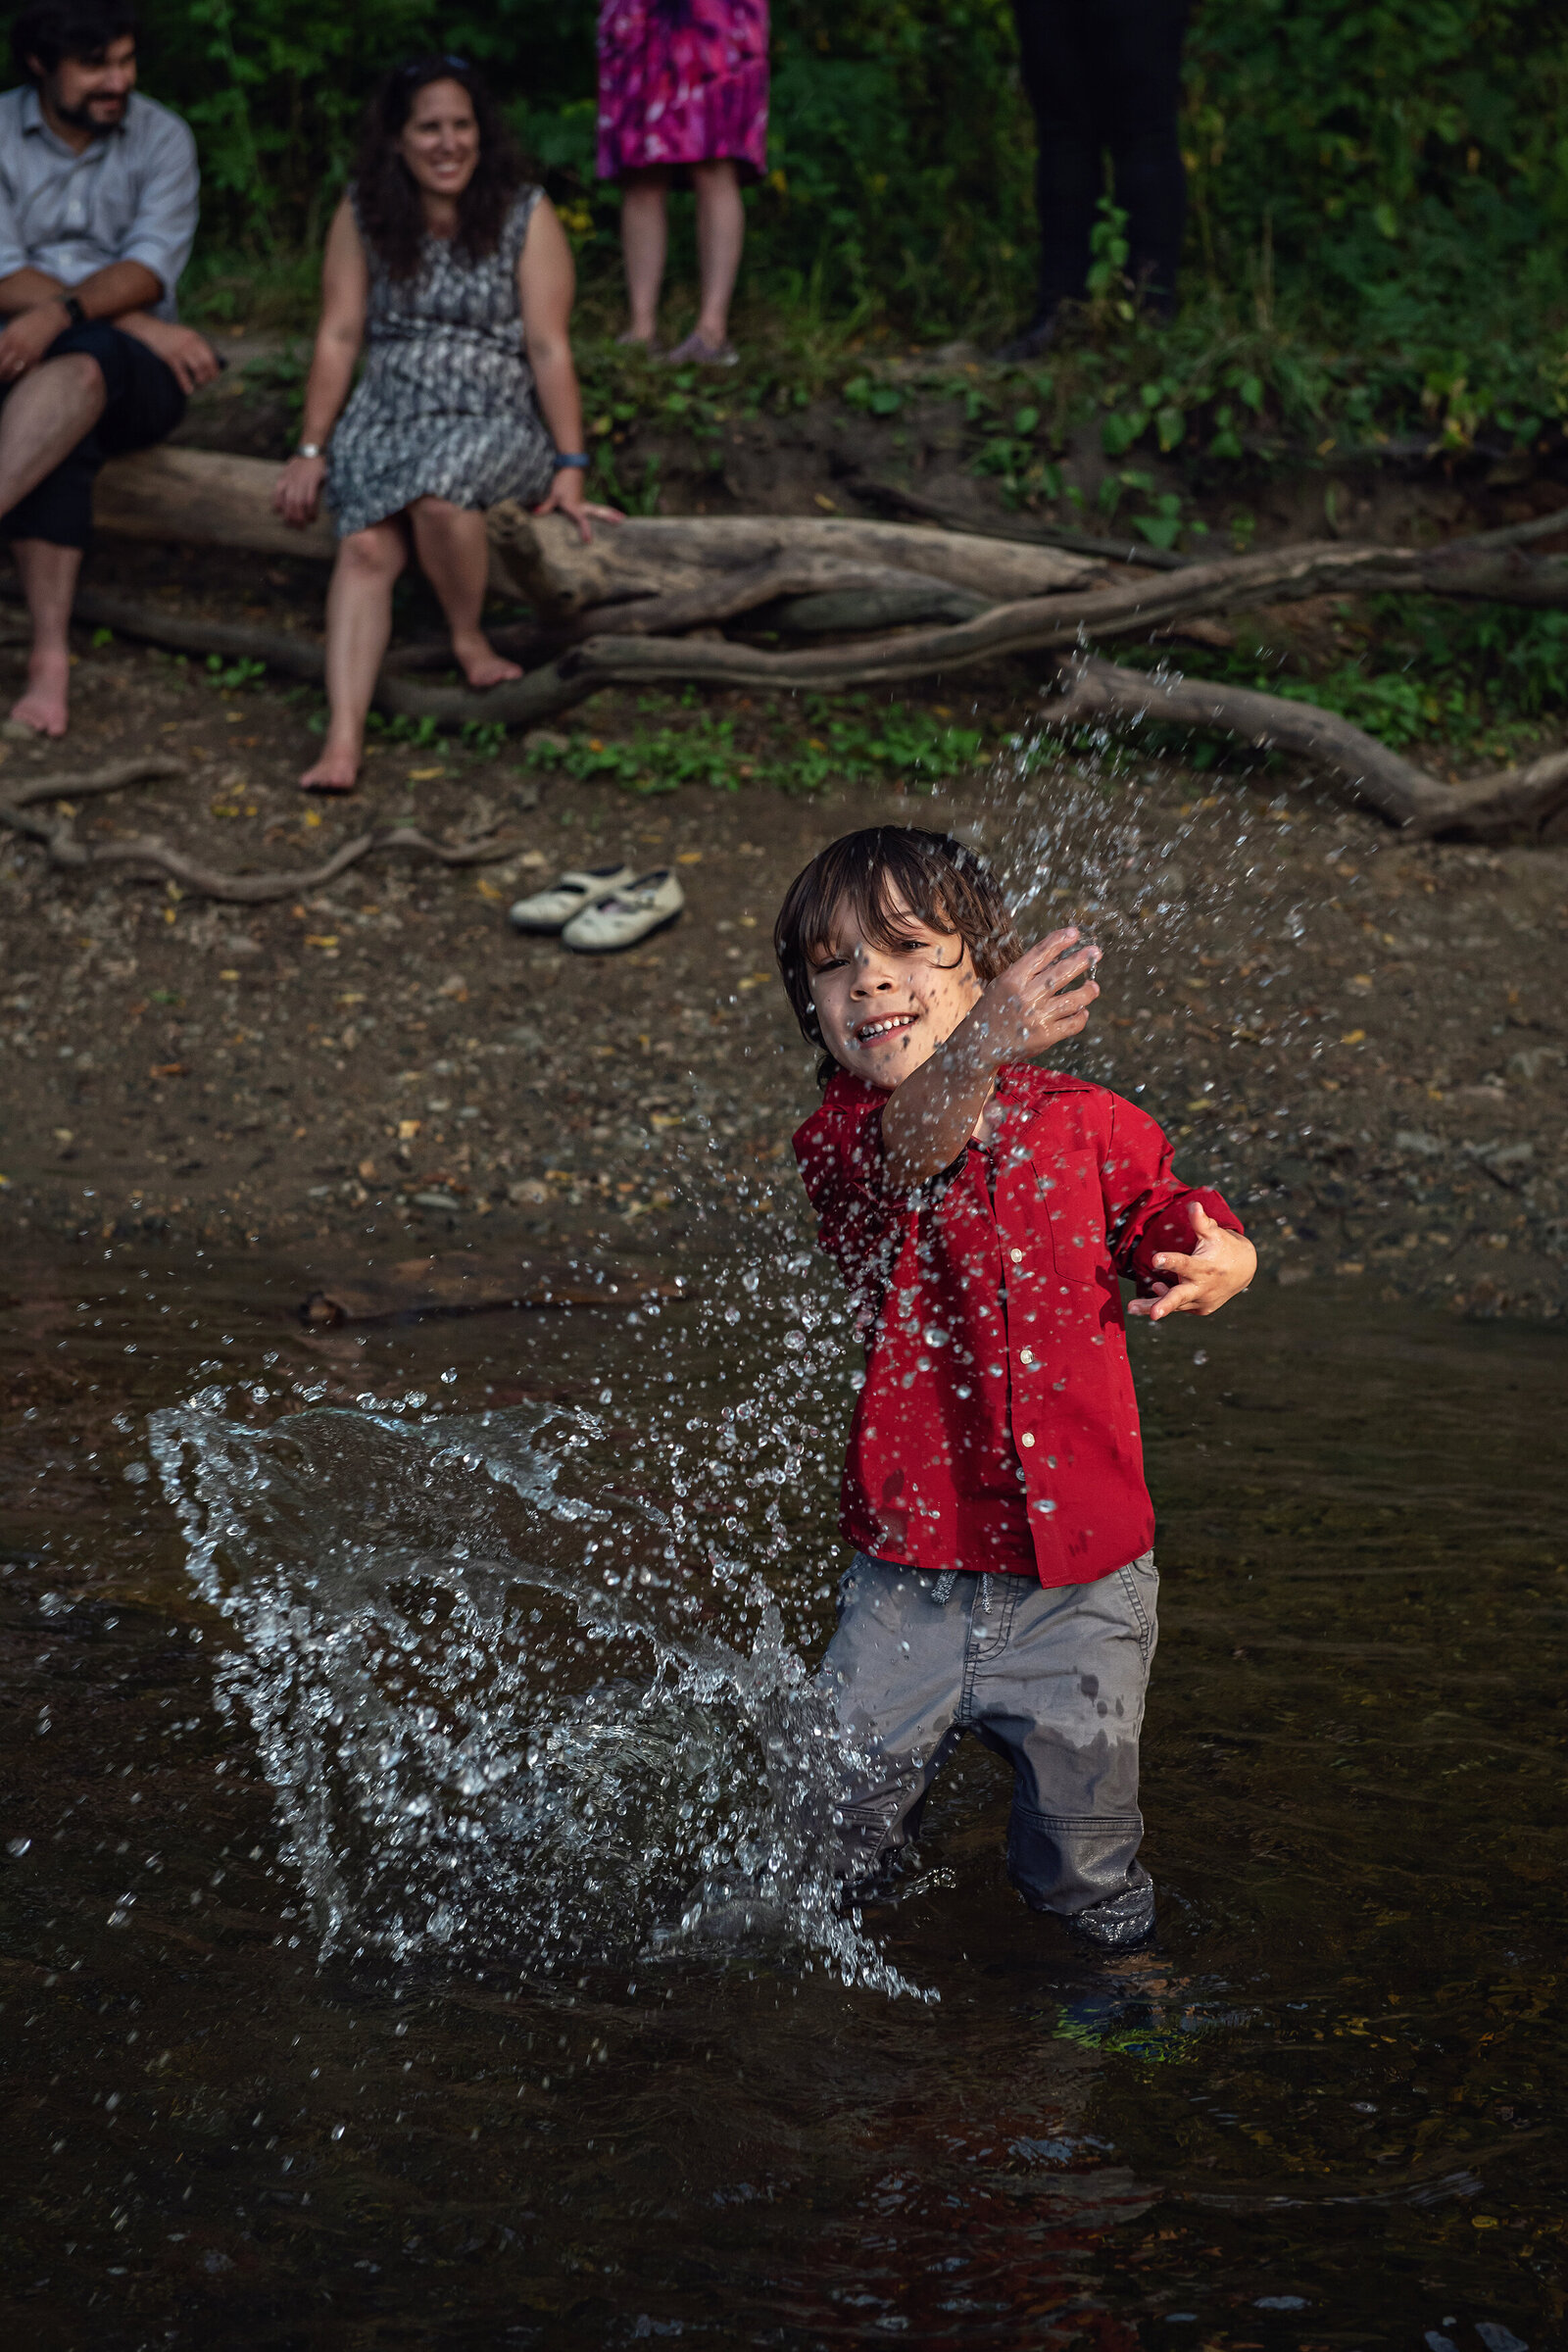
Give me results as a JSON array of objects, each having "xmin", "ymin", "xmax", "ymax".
[{"xmin": 353, "ymin": 57, "xmax": 524, "ymax": 283}]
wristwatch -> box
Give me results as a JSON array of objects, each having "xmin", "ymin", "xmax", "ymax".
[
  {"xmin": 553, "ymin": 451, "xmax": 590, "ymax": 469},
  {"xmin": 61, "ymin": 293, "xmax": 86, "ymax": 326},
  {"xmin": 296, "ymin": 443, "xmax": 324, "ymax": 460}
]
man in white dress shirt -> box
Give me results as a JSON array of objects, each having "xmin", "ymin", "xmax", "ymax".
[{"xmin": 0, "ymin": 0, "xmax": 219, "ymax": 735}]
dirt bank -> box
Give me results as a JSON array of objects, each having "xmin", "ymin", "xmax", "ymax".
[{"xmin": 3, "ymin": 597, "xmax": 1566, "ymax": 1323}]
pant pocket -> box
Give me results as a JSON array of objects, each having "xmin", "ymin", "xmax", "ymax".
[{"xmin": 1115, "ymin": 1558, "xmax": 1156, "ymax": 1662}]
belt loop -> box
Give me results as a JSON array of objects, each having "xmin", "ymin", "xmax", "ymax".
[
  {"xmin": 932, "ymin": 1570, "xmax": 956, "ymax": 1605},
  {"xmin": 980, "ymin": 1572, "xmax": 992, "ymax": 1615}
]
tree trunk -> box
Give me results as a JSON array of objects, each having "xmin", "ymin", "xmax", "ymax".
[{"xmin": 486, "ymin": 505, "xmax": 1103, "ymax": 616}]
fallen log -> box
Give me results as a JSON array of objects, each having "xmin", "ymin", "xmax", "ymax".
[
  {"xmin": 96, "ymin": 445, "xmax": 336, "ymax": 561},
  {"xmin": 760, "ymin": 581, "xmax": 989, "ymax": 636},
  {"xmin": 301, "ymin": 1252, "xmax": 683, "ymax": 1328},
  {"xmin": 574, "ymin": 556, "xmax": 994, "ymax": 638},
  {"xmin": 485, "ymin": 506, "xmax": 1103, "ymax": 617},
  {"xmin": 1036, "ymin": 654, "xmax": 1568, "ymax": 842},
  {"xmin": 0, "ymin": 763, "xmax": 532, "ymax": 902},
  {"xmin": 93, "ymin": 444, "xmax": 521, "ymax": 594}
]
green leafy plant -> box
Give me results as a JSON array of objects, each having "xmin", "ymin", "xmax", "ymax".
[{"xmin": 204, "ymin": 653, "xmax": 268, "ymax": 690}]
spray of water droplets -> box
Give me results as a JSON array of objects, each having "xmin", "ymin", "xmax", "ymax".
[{"xmin": 150, "ymin": 1255, "xmax": 931, "ymax": 2004}]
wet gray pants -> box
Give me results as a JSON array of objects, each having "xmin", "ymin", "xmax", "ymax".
[{"xmin": 818, "ymin": 1550, "xmax": 1159, "ymax": 1947}]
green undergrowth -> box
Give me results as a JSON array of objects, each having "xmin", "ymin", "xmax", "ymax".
[
  {"xmin": 527, "ymin": 691, "xmax": 988, "ymax": 799},
  {"xmin": 1122, "ymin": 595, "xmax": 1568, "ymax": 765}
]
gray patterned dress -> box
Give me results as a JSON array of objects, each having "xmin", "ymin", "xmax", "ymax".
[{"xmin": 326, "ymin": 186, "xmax": 557, "ymax": 539}]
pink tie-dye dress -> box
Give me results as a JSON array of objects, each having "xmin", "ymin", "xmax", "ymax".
[{"xmin": 597, "ymin": 0, "xmax": 769, "ymax": 181}]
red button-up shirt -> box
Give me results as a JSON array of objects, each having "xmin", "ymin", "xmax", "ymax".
[{"xmin": 794, "ymin": 1065, "xmax": 1246, "ymax": 1588}]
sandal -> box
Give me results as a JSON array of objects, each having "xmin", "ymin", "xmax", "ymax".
[
  {"xmin": 661, "ymin": 332, "xmax": 739, "ymax": 368},
  {"xmin": 508, "ymin": 861, "xmax": 636, "ymax": 934},
  {"xmin": 561, "ymin": 867, "xmax": 685, "ymax": 953}
]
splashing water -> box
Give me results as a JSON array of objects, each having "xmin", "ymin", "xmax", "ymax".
[{"xmin": 150, "ymin": 1377, "xmax": 928, "ymax": 2002}]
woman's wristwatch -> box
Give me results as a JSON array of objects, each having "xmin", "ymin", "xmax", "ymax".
[
  {"xmin": 553, "ymin": 451, "xmax": 590, "ymax": 469},
  {"xmin": 296, "ymin": 443, "xmax": 324, "ymax": 460}
]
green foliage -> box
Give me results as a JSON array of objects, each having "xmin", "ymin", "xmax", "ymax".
[
  {"xmin": 203, "ymin": 652, "xmax": 267, "ymax": 690},
  {"xmin": 1132, "ymin": 597, "xmax": 1568, "ymax": 761},
  {"xmin": 525, "ymin": 695, "xmax": 987, "ymax": 798},
  {"xmin": 134, "ymin": 0, "xmax": 1568, "ymax": 447}
]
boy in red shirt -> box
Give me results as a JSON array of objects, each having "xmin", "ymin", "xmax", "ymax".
[{"xmin": 774, "ymin": 825, "xmax": 1255, "ymax": 1949}]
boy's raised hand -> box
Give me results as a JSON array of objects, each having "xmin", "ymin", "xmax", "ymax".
[
  {"xmin": 975, "ymin": 929, "xmax": 1101, "ymax": 1062},
  {"xmin": 1127, "ymin": 1201, "xmax": 1257, "ymax": 1321}
]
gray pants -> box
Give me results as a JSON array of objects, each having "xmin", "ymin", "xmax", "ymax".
[{"xmin": 818, "ymin": 1551, "xmax": 1160, "ymax": 1947}]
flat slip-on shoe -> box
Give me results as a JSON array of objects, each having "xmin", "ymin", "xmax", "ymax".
[
  {"xmin": 561, "ymin": 867, "xmax": 685, "ymax": 953},
  {"xmin": 508, "ymin": 861, "xmax": 636, "ymax": 934}
]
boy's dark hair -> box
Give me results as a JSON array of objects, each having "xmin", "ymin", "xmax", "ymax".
[
  {"xmin": 13, "ymin": 0, "xmax": 135, "ymax": 80},
  {"xmin": 773, "ymin": 825, "xmax": 1022, "ymax": 1085},
  {"xmin": 354, "ymin": 57, "xmax": 524, "ymax": 282}
]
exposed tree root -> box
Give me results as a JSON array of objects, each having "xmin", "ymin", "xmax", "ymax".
[
  {"xmin": 0, "ymin": 760, "xmax": 527, "ymax": 902},
  {"xmin": 0, "ymin": 583, "xmax": 594, "ymax": 729},
  {"xmin": 844, "ymin": 472, "xmax": 1196, "ymax": 569},
  {"xmin": 1038, "ymin": 655, "xmax": 1568, "ymax": 841}
]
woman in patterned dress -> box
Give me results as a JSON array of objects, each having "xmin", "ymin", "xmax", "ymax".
[
  {"xmin": 597, "ymin": 0, "xmax": 769, "ymax": 363},
  {"xmin": 273, "ymin": 58, "xmax": 618, "ymax": 793}
]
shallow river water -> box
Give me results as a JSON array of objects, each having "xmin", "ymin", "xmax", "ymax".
[{"xmin": 2, "ymin": 1242, "xmax": 1563, "ymax": 2350}]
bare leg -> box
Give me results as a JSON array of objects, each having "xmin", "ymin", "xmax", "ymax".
[
  {"xmin": 408, "ymin": 497, "xmax": 520, "ymax": 689},
  {"xmin": 302, "ymin": 520, "xmax": 407, "ymax": 791},
  {"xmin": 691, "ymin": 160, "xmax": 744, "ymax": 347},
  {"xmin": 0, "ymin": 353, "xmax": 107, "ymax": 736},
  {"xmin": 9, "ymin": 539, "xmax": 82, "ymax": 737},
  {"xmin": 619, "ymin": 169, "xmax": 670, "ymax": 344}
]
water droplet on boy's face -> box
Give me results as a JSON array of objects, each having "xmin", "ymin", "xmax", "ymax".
[{"xmin": 807, "ymin": 886, "xmax": 983, "ymax": 1088}]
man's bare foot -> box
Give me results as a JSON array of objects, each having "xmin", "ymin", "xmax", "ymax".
[
  {"xmin": 300, "ymin": 743, "xmax": 360, "ymax": 793},
  {"xmin": 453, "ymin": 634, "xmax": 523, "ymax": 691},
  {"xmin": 10, "ymin": 649, "xmax": 70, "ymax": 738}
]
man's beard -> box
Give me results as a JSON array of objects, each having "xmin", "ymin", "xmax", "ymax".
[{"xmin": 46, "ymin": 81, "xmax": 127, "ymax": 131}]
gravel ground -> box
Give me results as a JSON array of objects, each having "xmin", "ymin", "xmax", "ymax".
[{"xmin": 2, "ymin": 607, "xmax": 1567, "ymax": 1323}]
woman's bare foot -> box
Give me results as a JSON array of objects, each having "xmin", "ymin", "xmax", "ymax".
[
  {"xmin": 10, "ymin": 648, "xmax": 70, "ymax": 738},
  {"xmin": 453, "ymin": 633, "xmax": 523, "ymax": 690},
  {"xmin": 300, "ymin": 741, "xmax": 361, "ymax": 792}
]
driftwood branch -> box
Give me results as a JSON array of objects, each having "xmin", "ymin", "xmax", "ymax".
[
  {"xmin": 551, "ymin": 540, "xmax": 1394, "ymax": 694},
  {"xmin": 847, "ymin": 475, "xmax": 1568, "ymax": 573},
  {"xmin": 1038, "ymin": 654, "xmax": 1568, "ymax": 841},
  {"xmin": 843, "ymin": 472, "xmax": 1195, "ymax": 569},
  {"xmin": 0, "ymin": 760, "xmax": 530, "ymax": 902}
]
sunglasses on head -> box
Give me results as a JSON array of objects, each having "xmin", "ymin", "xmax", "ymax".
[{"xmin": 398, "ymin": 53, "xmax": 469, "ymax": 76}]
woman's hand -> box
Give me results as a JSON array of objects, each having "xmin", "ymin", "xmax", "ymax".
[
  {"xmin": 532, "ymin": 466, "xmax": 623, "ymax": 545},
  {"xmin": 273, "ymin": 454, "xmax": 328, "ymax": 527},
  {"xmin": 969, "ymin": 929, "xmax": 1102, "ymax": 1065},
  {"xmin": 1126, "ymin": 1203, "xmax": 1257, "ymax": 1321}
]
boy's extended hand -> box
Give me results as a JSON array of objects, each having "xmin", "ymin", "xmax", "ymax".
[{"xmin": 1126, "ymin": 1201, "xmax": 1257, "ymax": 1321}]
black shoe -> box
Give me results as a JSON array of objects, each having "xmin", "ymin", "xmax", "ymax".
[
  {"xmin": 1061, "ymin": 1882, "xmax": 1156, "ymax": 1951},
  {"xmin": 993, "ymin": 314, "xmax": 1058, "ymax": 365}
]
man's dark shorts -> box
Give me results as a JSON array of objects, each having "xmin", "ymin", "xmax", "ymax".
[{"xmin": 0, "ymin": 319, "xmax": 185, "ymax": 551}]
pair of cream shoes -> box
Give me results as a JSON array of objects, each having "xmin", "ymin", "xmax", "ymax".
[{"xmin": 508, "ymin": 859, "xmax": 686, "ymax": 953}]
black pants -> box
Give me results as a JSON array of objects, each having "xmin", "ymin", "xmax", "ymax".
[
  {"xmin": 1011, "ymin": 0, "xmax": 1191, "ymax": 324},
  {"xmin": 0, "ymin": 319, "xmax": 185, "ymax": 551}
]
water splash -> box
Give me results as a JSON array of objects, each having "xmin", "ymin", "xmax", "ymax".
[{"xmin": 150, "ymin": 1386, "xmax": 928, "ymax": 2001}]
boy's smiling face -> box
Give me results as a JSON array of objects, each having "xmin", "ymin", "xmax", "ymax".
[{"xmin": 808, "ymin": 886, "xmax": 985, "ymax": 1090}]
